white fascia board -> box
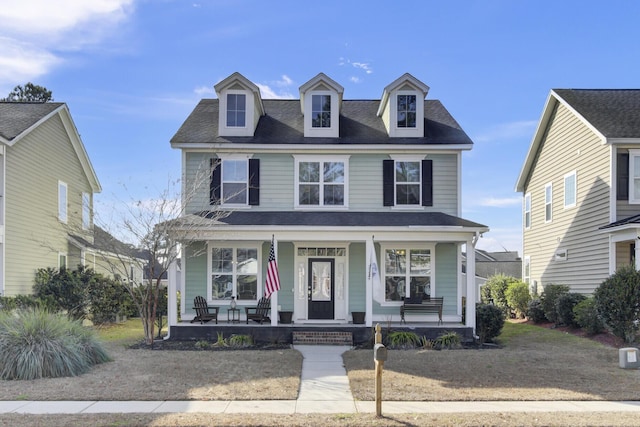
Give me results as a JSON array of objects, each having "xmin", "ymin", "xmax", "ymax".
[
  {"xmin": 607, "ymin": 138, "xmax": 640, "ymax": 145},
  {"xmin": 170, "ymin": 142, "xmax": 473, "ymax": 153}
]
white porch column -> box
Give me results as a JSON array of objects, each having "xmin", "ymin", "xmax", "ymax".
[
  {"xmin": 635, "ymin": 238, "xmax": 640, "ymax": 272},
  {"xmin": 609, "ymin": 235, "xmax": 616, "ymax": 275},
  {"xmin": 465, "ymin": 235, "xmax": 477, "ymax": 334},
  {"xmin": 365, "ymin": 240, "xmax": 373, "ymax": 327},
  {"xmin": 165, "ymin": 259, "xmax": 178, "ymax": 340}
]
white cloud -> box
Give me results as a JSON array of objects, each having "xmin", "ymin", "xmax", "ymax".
[
  {"xmin": 339, "ymin": 58, "xmax": 373, "ymax": 75},
  {"xmin": 479, "ymin": 196, "xmax": 522, "ymax": 207},
  {"xmin": 274, "ymin": 75, "xmax": 293, "ymax": 87},
  {"xmin": 194, "ymin": 86, "xmax": 215, "ymax": 97},
  {"xmin": 256, "ymin": 83, "xmax": 295, "ymax": 100},
  {"xmin": 350, "ymin": 76, "xmax": 361, "ymax": 84},
  {"xmin": 0, "ymin": 0, "xmax": 135, "ymax": 87},
  {"xmin": 473, "ymin": 120, "xmax": 537, "ymax": 143}
]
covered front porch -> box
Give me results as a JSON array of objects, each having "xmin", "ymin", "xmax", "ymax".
[{"xmin": 166, "ymin": 211, "xmax": 487, "ymax": 340}]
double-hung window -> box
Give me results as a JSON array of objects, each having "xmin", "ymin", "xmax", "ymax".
[
  {"xmin": 524, "ymin": 193, "xmax": 531, "ymax": 229},
  {"xmin": 311, "ymin": 94, "xmax": 331, "ymax": 128},
  {"xmin": 226, "ymin": 93, "xmax": 246, "ymax": 127},
  {"xmin": 210, "ymin": 157, "xmax": 260, "ymax": 206},
  {"xmin": 383, "ymin": 245, "xmax": 433, "ymax": 302},
  {"xmin": 58, "ymin": 181, "xmax": 67, "ymax": 223},
  {"xmin": 629, "ymin": 150, "xmax": 640, "ymax": 204},
  {"xmin": 210, "ymin": 244, "xmax": 259, "ymax": 301},
  {"xmin": 397, "ymin": 94, "xmax": 417, "ymax": 128},
  {"xmin": 383, "ymin": 159, "xmax": 433, "ymax": 207},
  {"xmin": 564, "ymin": 171, "xmax": 576, "ymax": 208},
  {"xmin": 544, "ymin": 183, "xmax": 552, "ymax": 223},
  {"xmin": 295, "ymin": 156, "xmax": 348, "ymax": 208}
]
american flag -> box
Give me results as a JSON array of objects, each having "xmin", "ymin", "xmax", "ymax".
[{"xmin": 264, "ymin": 237, "xmax": 280, "ymax": 298}]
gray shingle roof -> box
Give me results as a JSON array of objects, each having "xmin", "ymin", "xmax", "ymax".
[
  {"xmin": 198, "ymin": 210, "xmax": 487, "ymax": 228},
  {"xmin": 599, "ymin": 213, "xmax": 640, "ymax": 230},
  {"xmin": 0, "ymin": 102, "xmax": 64, "ymax": 141},
  {"xmin": 171, "ymin": 99, "xmax": 472, "ymax": 146},
  {"xmin": 554, "ymin": 89, "xmax": 640, "ymax": 138}
]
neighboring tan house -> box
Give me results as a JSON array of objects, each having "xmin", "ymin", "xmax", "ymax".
[
  {"xmin": 516, "ymin": 89, "xmax": 640, "ymax": 294},
  {"xmin": 0, "ymin": 102, "xmax": 102, "ymax": 296},
  {"xmin": 167, "ymin": 72, "xmax": 487, "ymax": 333}
]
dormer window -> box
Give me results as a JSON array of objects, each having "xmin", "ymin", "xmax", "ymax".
[
  {"xmin": 299, "ymin": 73, "xmax": 343, "ymax": 138},
  {"xmin": 377, "ymin": 73, "xmax": 429, "ymax": 138},
  {"xmin": 312, "ymin": 95, "xmax": 331, "ymax": 128},
  {"xmin": 397, "ymin": 94, "xmax": 417, "ymax": 128},
  {"xmin": 226, "ymin": 94, "xmax": 246, "ymax": 127}
]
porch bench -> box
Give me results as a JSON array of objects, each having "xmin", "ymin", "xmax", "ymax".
[
  {"xmin": 245, "ymin": 297, "xmax": 271, "ymax": 324},
  {"xmin": 400, "ymin": 297, "xmax": 443, "ymax": 325}
]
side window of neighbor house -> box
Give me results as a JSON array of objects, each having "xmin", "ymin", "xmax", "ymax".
[
  {"xmin": 544, "ymin": 183, "xmax": 552, "ymax": 223},
  {"xmin": 82, "ymin": 192, "xmax": 90, "ymax": 230},
  {"xmin": 58, "ymin": 181, "xmax": 67, "ymax": 223},
  {"xmin": 524, "ymin": 193, "xmax": 531, "ymax": 229},
  {"xmin": 210, "ymin": 245, "xmax": 258, "ymax": 301},
  {"xmin": 564, "ymin": 171, "xmax": 576, "ymax": 208},
  {"xmin": 383, "ymin": 247, "xmax": 432, "ymax": 302},
  {"xmin": 523, "ymin": 256, "xmax": 530, "ymax": 284},
  {"xmin": 629, "ymin": 150, "xmax": 640, "ymax": 204},
  {"xmin": 226, "ymin": 94, "xmax": 246, "ymax": 127},
  {"xmin": 59, "ymin": 253, "xmax": 67, "ymax": 270}
]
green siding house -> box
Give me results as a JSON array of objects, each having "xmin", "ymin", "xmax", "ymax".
[{"xmin": 168, "ymin": 72, "xmax": 487, "ymax": 333}]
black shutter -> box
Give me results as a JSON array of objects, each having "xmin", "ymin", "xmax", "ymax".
[
  {"xmin": 618, "ymin": 152, "xmax": 629, "ymax": 201},
  {"xmin": 383, "ymin": 159, "xmax": 395, "ymax": 206},
  {"xmin": 248, "ymin": 158, "xmax": 260, "ymax": 206},
  {"xmin": 421, "ymin": 159, "xmax": 433, "ymax": 207},
  {"xmin": 210, "ymin": 158, "xmax": 221, "ymax": 205}
]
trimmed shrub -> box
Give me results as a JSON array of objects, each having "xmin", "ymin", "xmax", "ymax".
[
  {"xmin": 434, "ymin": 331, "xmax": 461, "ymax": 349},
  {"xmin": 387, "ymin": 331, "xmax": 421, "ymax": 349},
  {"xmin": 476, "ymin": 303, "xmax": 505, "ymax": 343},
  {"xmin": 481, "ymin": 274, "xmax": 520, "ymax": 315},
  {"xmin": 0, "ymin": 308, "xmax": 111, "ymax": 379},
  {"xmin": 527, "ymin": 298, "xmax": 547, "ymax": 323},
  {"xmin": 555, "ymin": 293, "xmax": 587, "ymax": 327},
  {"xmin": 540, "ymin": 284, "xmax": 570, "ymax": 325},
  {"xmin": 504, "ymin": 281, "xmax": 532, "ymax": 318},
  {"xmin": 86, "ymin": 273, "xmax": 133, "ymax": 324},
  {"xmin": 595, "ymin": 264, "xmax": 640, "ymax": 343},
  {"xmin": 33, "ymin": 266, "xmax": 87, "ymax": 319},
  {"xmin": 573, "ymin": 298, "xmax": 605, "ymax": 335},
  {"xmin": 228, "ymin": 334, "xmax": 253, "ymax": 348}
]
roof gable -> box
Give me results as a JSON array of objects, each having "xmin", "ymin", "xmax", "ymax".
[{"xmin": 0, "ymin": 102, "xmax": 101, "ymax": 193}]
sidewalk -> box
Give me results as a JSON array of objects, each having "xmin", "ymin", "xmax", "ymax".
[{"xmin": 1, "ymin": 345, "xmax": 640, "ymax": 414}]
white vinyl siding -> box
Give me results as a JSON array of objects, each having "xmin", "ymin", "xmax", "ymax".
[
  {"xmin": 82, "ymin": 192, "xmax": 90, "ymax": 230},
  {"xmin": 522, "ymin": 102, "xmax": 610, "ymax": 294},
  {"xmin": 5, "ymin": 114, "xmax": 94, "ymax": 295},
  {"xmin": 58, "ymin": 181, "xmax": 67, "ymax": 223}
]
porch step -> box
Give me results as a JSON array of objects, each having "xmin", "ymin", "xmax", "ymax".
[{"xmin": 292, "ymin": 331, "xmax": 353, "ymax": 346}]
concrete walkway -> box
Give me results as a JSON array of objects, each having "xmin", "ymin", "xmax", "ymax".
[{"xmin": 2, "ymin": 345, "xmax": 640, "ymax": 414}]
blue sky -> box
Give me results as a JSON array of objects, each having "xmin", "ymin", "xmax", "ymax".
[{"xmin": 2, "ymin": 0, "xmax": 640, "ymax": 254}]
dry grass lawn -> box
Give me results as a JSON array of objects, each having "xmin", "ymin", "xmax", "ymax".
[{"xmin": 3, "ymin": 321, "xmax": 640, "ymax": 426}]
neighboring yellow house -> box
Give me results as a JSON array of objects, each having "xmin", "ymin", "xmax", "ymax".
[{"xmin": 0, "ymin": 102, "xmax": 106, "ymax": 296}]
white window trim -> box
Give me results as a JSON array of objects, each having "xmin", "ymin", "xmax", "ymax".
[
  {"xmin": 389, "ymin": 90, "xmax": 424, "ymax": 138},
  {"xmin": 224, "ymin": 91, "xmax": 248, "ymax": 129},
  {"xmin": 58, "ymin": 181, "xmax": 67, "ymax": 223},
  {"xmin": 564, "ymin": 170, "xmax": 577, "ymax": 209},
  {"xmin": 523, "ymin": 255, "xmax": 531, "ymax": 284},
  {"xmin": 303, "ymin": 90, "xmax": 339, "ymax": 138},
  {"xmin": 544, "ymin": 183, "xmax": 552, "ymax": 223},
  {"xmin": 390, "ymin": 155, "xmax": 424, "ymax": 208},
  {"xmin": 524, "ymin": 193, "xmax": 531, "ymax": 230},
  {"xmin": 629, "ymin": 149, "xmax": 640, "ymax": 204},
  {"xmin": 379, "ymin": 243, "xmax": 435, "ymax": 307},
  {"xmin": 207, "ymin": 241, "xmax": 262, "ymax": 303},
  {"xmin": 293, "ymin": 155, "xmax": 350, "ymax": 209},
  {"xmin": 82, "ymin": 192, "xmax": 90, "ymax": 230},
  {"xmin": 218, "ymin": 154, "xmax": 253, "ymax": 207}
]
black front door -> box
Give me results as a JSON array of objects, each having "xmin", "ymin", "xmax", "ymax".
[{"xmin": 308, "ymin": 258, "xmax": 334, "ymax": 319}]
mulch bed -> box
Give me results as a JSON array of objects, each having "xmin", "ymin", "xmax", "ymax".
[{"xmin": 519, "ymin": 318, "xmax": 626, "ymax": 348}]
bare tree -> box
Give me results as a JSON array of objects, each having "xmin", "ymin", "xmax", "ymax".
[{"xmin": 96, "ymin": 161, "xmax": 231, "ymax": 345}]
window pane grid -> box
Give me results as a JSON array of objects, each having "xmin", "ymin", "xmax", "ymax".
[
  {"xmin": 384, "ymin": 248, "xmax": 431, "ymax": 302},
  {"xmin": 211, "ymin": 247, "xmax": 258, "ymax": 301},
  {"xmin": 226, "ymin": 94, "xmax": 246, "ymax": 127},
  {"xmin": 298, "ymin": 160, "xmax": 345, "ymax": 206},
  {"xmin": 397, "ymin": 95, "xmax": 417, "ymax": 128},
  {"xmin": 312, "ymin": 95, "xmax": 331, "ymax": 128}
]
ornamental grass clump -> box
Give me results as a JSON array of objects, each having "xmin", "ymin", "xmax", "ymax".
[{"xmin": 0, "ymin": 308, "xmax": 111, "ymax": 380}]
